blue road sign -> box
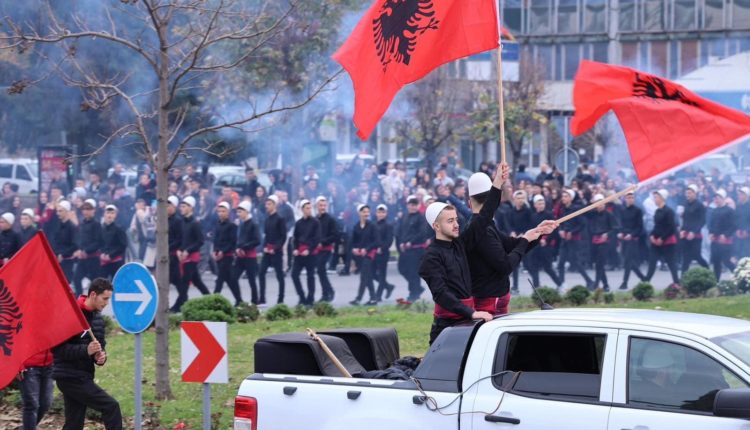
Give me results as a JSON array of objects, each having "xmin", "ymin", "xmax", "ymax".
[{"xmin": 112, "ymin": 262, "xmax": 158, "ymax": 334}]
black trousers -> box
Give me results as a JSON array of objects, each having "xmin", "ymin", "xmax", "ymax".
[
  {"xmin": 528, "ymin": 247, "xmax": 561, "ymax": 287},
  {"xmin": 172, "ymin": 261, "xmax": 210, "ymax": 311},
  {"xmin": 354, "ymin": 256, "xmax": 375, "ymax": 302},
  {"xmin": 234, "ymin": 257, "xmax": 259, "ymax": 304},
  {"xmin": 316, "ymin": 251, "xmax": 334, "ymax": 301},
  {"xmin": 169, "ymin": 255, "xmax": 181, "ymax": 288},
  {"xmin": 398, "ymin": 249, "xmax": 425, "ymax": 300},
  {"xmin": 557, "ymin": 240, "xmax": 592, "ymax": 286},
  {"xmin": 645, "ymin": 244, "xmax": 680, "ymax": 284},
  {"xmin": 592, "ymin": 243, "xmax": 610, "ymax": 288},
  {"xmin": 374, "ymin": 253, "xmax": 392, "ymax": 300},
  {"xmin": 56, "ymin": 377, "xmax": 122, "ymax": 430},
  {"xmin": 214, "ymin": 257, "xmax": 242, "ymax": 304},
  {"xmin": 259, "ymin": 252, "xmax": 284, "ymax": 303},
  {"xmin": 621, "ymin": 240, "xmax": 645, "ymax": 286},
  {"xmin": 74, "ymin": 257, "xmax": 100, "ymax": 296},
  {"xmin": 60, "ymin": 259, "xmax": 75, "ymax": 291},
  {"xmin": 681, "ymin": 238, "xmax": 709, "ymax": 273},
  {"xmin": 100, "ymin": 261, "xmax": 123, "ymax": 281},
  {"xmin": 738, "ymin": 236, "xmax": 750, "ymax": 259},
  {"xmin": 711, "ymin": 242, "xmax": 736, "ymax": 281},
  {"xmin": 292, "ymin": 254, "xmax": 317, "ymax": 305}
]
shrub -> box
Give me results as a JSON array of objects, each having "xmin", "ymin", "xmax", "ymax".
[
  {"xmin": 265, "ymin": 304, "xmax": 293, "ymax": 321},
  {"xmin": 717, "ymin": 280, "xmax": 739, "ymax": 297},
  {"xmin": 591, "ymin": 288, "xmax": 604, "ymax": 304},
  {"xmin": 734, "ymin": 257, "xmax": 750, "ymax": 293},
  {"xmin": 533, "ymin": 287, "xmax": 562, "ymax": 306},
  {"xmin": 632, "ymin": 282, "xmax": 655, "ymax": 301},
  {"xmin": 663, "ymin": 283, "xmax": 685, "ymax": 300},
  {"xmin": 181, "ymin": 294, "xmax": 237, "ymax": 323},
  {"xmin": 293, "ymin": 304, "xmax": 309, "ymax": 319},
  {"xmin": 603, "ymin": 292, "xmax": 615, "ymax": 304},
  {"xmin": 313, "ymin": 301, "xmax": 337, "ymax": 317},
  {"xmin": 236, "ymin": 303, "xmax": 260, "ymax": 323},
  {"xmin": 168, "ymin": 313, "xmax": 183, "ymax": 330},
  {"xmin": 565, "ymin": 285, "xmax": 590, "ymax": 306},
  {"xmin": 681, "ymin": 267, "xmax": 717, "ymax": 297}
]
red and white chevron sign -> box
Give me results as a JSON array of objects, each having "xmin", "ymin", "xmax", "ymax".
[{"xmin": 181, "ymin": 321, "xmax": 228, "ymax": 384}]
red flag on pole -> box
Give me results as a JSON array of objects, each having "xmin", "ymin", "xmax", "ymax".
[
  {"xmin": 333, "ymin": 0, "xmax": 500, "ymax": 140},
  {"xmin": 0, "ymin": 232, "xmax": 89, "ymax": 389},
  {"xmin": 571, "ymin": 60, "xmax": 750, "ymax": 182}
]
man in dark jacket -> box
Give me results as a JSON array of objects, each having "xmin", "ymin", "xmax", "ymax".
[
  {"xmin": 709, "ymin": 189, "xmax": 736, "ymax": 281},
  {"xmin": 73, "ymin": 199, "xmax": 103, "ymax": 294},
  {"xmin": 397, "ymin": 196, "xmax": 432, "ymax": 301},
  {"xmin": 645, "ymin": 189, "xmax": 680, "ymax": 284},
  {"xmin": 213, "ymin": 202, "xmax": 243, "ymax": 305},
  {"xmin": 292, "ymin": 200, "xmax": 321, "ymax": 305},
  {"xmin": 588, "ymin": 194, "xmax": 619, "ymax": 291},
  {"xmin": 350, "ymin": 204, "xmax": 378, "ymax": 306},
  {"xmin": 504, "ymin": 190, "xmax": 533, "ymax": 293},
  {"xmin": 19, "ymin": 208, "xmax": 37, "ymax": 245},
  {"xmin": 171, "ymin": 196, "xmax": 210, "ymax": 312},
  {"xmin": 680, "ymin": 184, "xmax": 709, "ymax": 274},
  {"xmin": 557, "ymin": 190, "xmax": 594, "ymax": 288},
  {"xmin": 167, "ymin": 196, "xmax": 182, "ymax": 291},
  {"xmin": 0, "ymin": 212, "xmax": 20, "ymax": 267},
  {"xmin": 53, "ymin": 278, "xmax": 122, "ymax": 430},
  {"xmin": 618, "ymin": 190, "xmax": 646, "ymax": 290},
  {"xmin": 373, "ymin": 204, "xmax": 395, "ymax": 302},
  {"xmin": 737, "ymin": 187, "xmax": 750, "ymax": 258},
  {"xmin": 53, "ymin": 200, "xmax": 78, "ymax": 288},
  {"xmin": 315, "ymin": 196, "xmax": 338, "ymax": 302},
  {"xmin": 100, "ymin": 205, "xmax": 128, "ymax": 281},
  {"xmin": 234, "ymin": 201, "xmax": 261, "ymax": 304},
  {"xmin": 259, "ymin": 195, "xmax": 287, "ymax": 304}
]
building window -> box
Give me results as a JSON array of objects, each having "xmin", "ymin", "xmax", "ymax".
[
  {"xmin": 557, "ymin": 0, "xmax": 579, "ymax": 33},
  {"xmin": 502, "ymin": 0, "xmax": 524, "ymax": 33},
  {"xmin": 620, "ymin": 0, "xmax": 638, "ymax": 30},
  {"xmin": 530, "ymin": 0, "xmax": 553, "ymax": 34},
  {"xmin": 591, "ymin": 42, "xmax": 609, "ymax": 62},
  {"xmin": 669, "ymin": 40, "xmax": 679, "ymax": 77},
  {"xmin": 652, "ymin": 41, "xmax": 668, "ymax": 75},
  {"xmin": 535, "ymin": 44, "xmax": 555, "ymax": 79},
  {"xmin": 703, "ymin": 0, "xmax": 725, "ymax": 28},
  {"xmin": 673, "ymin": 0, "xmax": 698, "ymax": 29},
  {"xmin": 643, "ymin": 0, "xmax": 665, "ymax": 30},
  {"xmin": 584, "ymin": 0, "xmax": 607, "ymax": 32},
  {"xmin": 564, "ymin": 43, "xmax": 581, "ymax": 79},
  {"xmin": 622, "ymin": 42, "xmax": 639, "ymax": 67},
  {"xmin": 734, "ymin": 0, "xmax": 750, "ymax": 28},
  {"xmin": 680, "ymin": 40, "xmax": 699, "ymax": 74}
]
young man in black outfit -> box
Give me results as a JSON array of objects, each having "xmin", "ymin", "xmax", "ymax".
[
  {"xmin": 350, "ymin": 204, "xmax": 378, "ymax": 306},
  {"xmin": 527, "ymin": 195, "xmax": 562, "ymax": 289},
  {"xmin": 53, "ymin": 200, "xmax": 78, "ymax": 288},
  {"xmin": 557, "ymin": 189, "xmax": 594, "ymax": 288},
  {"xmin": 292, "ymin": 199, "xmax": 321, "ymax": 305},
  {"xmin": 73, "ymin": 199, "xmax": 103, "ymax": 294},
  {"xmin": 259, "ymin": 195, "xmax": 287, "ymax": 304},
  {"xmin": 397, "ymin": 196, "xmax": 432, "ymax": 301},
  {"xmin": 53, "ymin": 278, "xmax": 122, "ymax": 430},
  {"xmin": 588, "ymin": 194, "xmax": 619, "ymax": 291},
  {"xmin": 709, "ymin": 189, "xmax": 737, "ymax": 281},
  {"xmin": 213, "ymin": 201, "xmax": 243, "ymax": 305},
  {"xmin": 373, "ymin": 204, "xmax": 395, "ymax": 302},
  {"xmin": 315, "ymin": 196, "xmax": 338, "ymax": 302},
  {"xmin": 645, "ymin": 189, "xmax": 680, "ymax": 285},
  {"xmin": 234, "ymin": 201, "xmax": 260, "ymax": 304},
  {"xmin": 0, "ymin": 212, "xmax": 20, "ymax": 267},
  {"xmin": 618, "ymin": 190, "xmax": 646, "ymax": 290},
  {"xmin": 171, "ymin": 196, "xmax": 210, "ymax": 312},
  {"xmin": 19, "ymin": 208, "xmax": 37, "ymax": 245},
  {"xmin": 100, "ymin": 205, "xmax": 128, "ymax": 281},
  {"xmin": 680, "ymin": 184, "xmax": 709, "ymax": 274},
  {"xmin": 167, "ymin": 196, "xmax": 183, "ymax": 292}
]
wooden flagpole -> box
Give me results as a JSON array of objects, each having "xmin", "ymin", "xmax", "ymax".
[
  {"xmin": 307, "ymin": 328, "xmax": 353, "ymax": 378},
  {"xmin": 497, "ymin": 44, "xmax": 507, "ymax": 165},
  {"xmin": 557, "ymin": 185, "xmax": 638, "ymax": 224}
]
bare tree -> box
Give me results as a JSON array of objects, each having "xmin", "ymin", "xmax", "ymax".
[{"xmin": 1, "ymin": 0, "xmax": 339, "ymax": 399}]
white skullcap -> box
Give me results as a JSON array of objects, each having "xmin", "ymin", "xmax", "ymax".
[
  {"xmin": 715, "ymin": 189, "xmax": 727, "ymax": 199},
  {"xmin": 218, "ymin": 201, "xmax": 231, "ymax": 210},
  {"xmin": 105, "ymin": 204, "xmax": 118, "ymax": 212},
  {"xmin": 592, "ymin": 193, "xmax": 605, "ymax": 203},
  {"xmin": 237, "ymin": 201, "xmax": 252, "ymax": 213},
  {"xmin": 357, "ymin": 204, "xmax": 369, "ymax": 212},
  {"xmin": 266, "ymin": 195, "xmax": 279, "ymax": 204},
  {"xmin": 298, "ymin": 199, "xmax": 311, "ymax": 208},
  {"xmin": 423, "ymin": 194, "xmax": 434, "ymax": 204},
  {"xmin": 532, "ymin": 195, "xmax": 545, "ymax": 203},
  {"xmin": 513, "ymin": 190, "xmax": 526, "ymax": 198},
  {"xmin": 182, "ymin": 196, "xmax": 196, "ymax": 208},
  {"xmin": 58, "ymin": 200, "xmax": 72, "ymax": 212},
  {"xmin": 564, "ymin": 189, "xmax": 576, "ymax": 199},
  {"xmin": 21, "ymin": 208, "xmax": 34, "ymax": 218},
  {"xmin": 687, "ymin": 184, "xmax": 699, "ymax": 193},
  {"xmin": 406, "ymin": 195, "xmax": 419, "ymax": 204},
  {"xmin": 1, "ymin": 213, "xmax": 14, "ymax": 225},
  {"xmin": 167, "ymin": 195, "xmax": 180, "ymax": 207},
  {"xmin": 739, "ymin": 187, "xmax": 750, "ymax": 196},
  {"xmin": 315, "ymin": 195, "xmax": 327, "ymax": 203},
  {"xmin": 425, "ymin": 202, "xmax": 449, "ymax": 225},
  {"xmin": 468, "ymin": 172, "xmax": 492, "ymax": 196},
  {"xmin": 83, "ymin": 198, "xmax": 97, "ymax": 208},
  {"xmin": 376, "ymin": 204, "xmax": 388, "ymax": 211},
  {"xmin": 653, "ymin": 189, "xmax": 669, "ymax": 200}
]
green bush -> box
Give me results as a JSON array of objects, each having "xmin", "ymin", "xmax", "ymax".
[
  {"xmin": 717, "ymin": 280, "xmax": 739, "ymax": 297},
  {"xmin": 181, "ymin": 294, "xmax": 237, "ymax": 323},
  {"xmin": 312, "ymin": 301, "xmax": 337, "ymax": 317},
  {"xmin": 236, "ymin": 303, "xmax": 260, "ymax": 323},
  {"xmin": 734, "ymin": 258, "xmax": 750, "ymax": 293},
  {"xmin": 604, "ymin": 292, "xmax": 615, "ymax": 304},
  {"xmin": 168, "ymin": 313, "xmax": 183, "ymax": 330},
  {"xmin": 565, "ymin": 285, "xmax": 591, "ymax": 306},
  {"xmin": 591, "ymin": 288, "xmax": 604, "ymax": 304},
  {"xmin": 632, "ymin": 282, "xmax": 655, "ymax": 301},
  {"xmin": 293, "ymin": 304, "xmax": 309, "ymax": 319},
  {"xmin": 681, "ymin": 267, "xmax": 717, "ymax": 297},
  {"xmin": 663, "ymin": 283, "xmax": 685, "ymax": 300},
  {"xmin": 265, "ymin": 304, "xmax": 293, "ymax": 321},
  {"xmin": 533, "ymin": 287, "xmax": 562, "ymax": 306}
]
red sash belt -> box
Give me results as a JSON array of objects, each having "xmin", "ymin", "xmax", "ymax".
[
  {"xmin": 313, "ymin": 244, "xmax": 334, "ymax": 255},
  {"xmin": 736, "ymin": 230, "xmax": 749, "ymax": 240},
  {"xmin": 179, "ymin": 251, "xmax": 202, "ymax": 277},
  {"xmin": 410, "ymin": 243, "xmax": 429, "ymax": 250},
  {"xmin": 296, "ymin": 245, "xmax": 310, "ymax": 255},
  {"xmin": 100, "ymin": 255, "xmax": 124, "ymax": 266},
  {"xmin": 711, "ymin": 235, "xmax": 734, "ymax": 245},
  {"xmin": 366, "ymin": 249, "xmax": 377, "ymax": 260},
  {"xmin": 81, "ymin": 251, "xmax": 101, "ymax": 259},
  {"xmin": 239, "ymin": 249, "xmax": 258, "ymax": 259},
  {"xmin": 216, "ymin": 251, "xmax": 234, "ymax": 261},
  {"xmin": 434, "ymin": 298, "xmax": 474, "ymax": 320},
  {"xmin": 592, "ymin": 235, "xmax": 609, "ymax": 245},
  {"xmin": 680, "ymin": 231, "xmax": 703, "ymax": 240},
  {"xmin": 653, "ymin": 235, "xmax": 677, "ymax": 246},
  {"xmin": 562, "ymin": 232, "xmax": 582, "ymax": 241},
  {"xmin": 263, "ymin": 244, "xmax": 279, "ymax": 254},
  {"xmin": 473, "ymin": 297, "xmax": 497, "ymax": 313}
]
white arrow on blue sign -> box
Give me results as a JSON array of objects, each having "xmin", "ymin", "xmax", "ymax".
[{"xmin": 112, "ymin": 262, "xmax": 158, "ymax": 334}]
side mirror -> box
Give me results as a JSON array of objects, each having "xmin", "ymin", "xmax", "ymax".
[{"xmin": 714, "ymin": 388, "xmax": 750, "ymax": 419}]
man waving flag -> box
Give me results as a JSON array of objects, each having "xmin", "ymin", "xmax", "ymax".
[
  {"xmin": 571, "ymin": 60, "xmax": 750, "ymax": 182},
  {"xmin": 334, "ymin": 0, "xmax": 501, "ymax": 140}
]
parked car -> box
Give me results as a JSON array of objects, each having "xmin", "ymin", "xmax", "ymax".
[
  {"xmin": 235, "ymin": 308, "xmax": 750, "ymax": 429},
  {"xmin": 0, "ymin": 158, "xmax": 38, "ymax": 195},
  {"xmin": 211, "ymin": 169, "xmax": 271, "ymax": 196},
  {"xmin": 106, "ymin": 167, "xmax": 138, "ymax": 196}
]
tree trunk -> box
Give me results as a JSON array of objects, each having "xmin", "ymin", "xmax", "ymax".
[{"xmin": 154, "ymin": 15, "xmax": 173, "ymax": 400}]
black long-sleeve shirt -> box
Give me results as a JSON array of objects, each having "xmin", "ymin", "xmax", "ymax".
[
  {"xmin": 293, "ymin": 217, "xmax": 321, "ymax": 250},
  {"xmin": 505, "ymin": 205, "xmax": 532, "ymax": 235},
  {"xmin": 78, "ymin": 217, "xmax": 103, "ymax": 254},
  {"xmin": 213, "ymin": 219, "xmax": 237, "ymax": 253},
  {"xmin": 180, "ymin": 215, "xmax": 204, "ymax": 253},
  {"xmin": 737, "ymin": 202, "xmax": 750, "ymax": 231},
  {"xmin": 682, "ymin": 199, "xmax": 706, "ymax": 233},
  {"xmin": 651, "ymin": 205, "xmax": 678, "ymax": 240},
  {"xmin": 559, "ymin": 204, "xmax": 584, "ymax": 235},
  {"xmin": 168, "ymin": 214, "xmax": 182, "ymax": 252},
  {"xmin": 375, "ymin": 219, "xmax": 394, "ymax": 254},
  {"xmin": 19, "ymin": 226, "xmax": 36, "ymax": 246},
  {"xmin": 317, "ymin": 212, "xmax": 338, "ymax": 247},
  {"xmin": 396, "ymin": 212, "xmax": 431, "ymax": 247},
  {"xmin": 589, "ymin": 209, "xmax": 619, "ymax": 236},
  {"xmin": 53, "ymin": 219, "xmax": 78, "ymax": 257},
  {"xmin": 351, "ymin": 220, "xmax": 377, "ymax": 251},
  {"xmin": 237, "ymin": 218, "xmax": 260, "ymax": 250},
  {"xmin": 263, "ymin": 212, "xmax": 287, "ymax": 249},
  {"xmin": 709, "ymin": 205, "xmax": 736, "ymax": 237},
  {"xmin": 619, "ymin": 205, "xmax": 644, "ymax": 237},
  {"xmin": 101, "ymin": 222, "xmax": 127, "ymax": 258},
  {"xmin": 469, "ymin": 223, "xmax": 536, "ymax": 299},
  {"xmin": 0, "ymin": 229, "xmax": 20, "ymax": 260},
  {"xmin": 419, "ymin": 185, "xmax": 501, "ymax": 319}
]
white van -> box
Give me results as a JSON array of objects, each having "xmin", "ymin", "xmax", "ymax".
[{"xmin": 0, "ymin": 158, "xmax": 39, "ymax": 195}]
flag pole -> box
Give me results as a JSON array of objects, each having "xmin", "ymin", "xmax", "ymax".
[
  {"xmin": 557, "ymin": 185, "xmax": 638, "ymax": 224},
  {"xmin": 497, "ymin": 44, "xmax": 506, "ymax": 165}
]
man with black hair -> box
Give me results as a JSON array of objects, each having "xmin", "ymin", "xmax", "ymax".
[
  {"xmin": 171, "ymin": 196, "xmax": 210, "ymax": 312},
  {"xmin": 680, "ymin": 184, "xmax": 709, "ymax": 274},
  {"xmin": 557, "ymin": 189, "xmax": 594, "ymax": 288},
  {"xmin": 645, "ymin": 189, "xmax": 680, "ymax": 285},
  {"xmin": 259, "ymin": 195, "xmax": 287, "ymax": 304},
  {"xmin": 373, "ymin": 204, "xmax": 395, "ymax": 302},
  {"xmin": 350, "ymin": 204, "xmax": 378, "ymax": 306},
  {"xmin": 396, "ymin": 196, "xmax": 431, "ymax": 301},
  {"xmin": 315, "ymin": 196, "xmax": 338, "ymax": 302},
  {"xmin": 53, "ymin": 278, "xmax": 122, "ymax": 430},
  {"xmin": 53, "ymin": 200, "xmax": 78, "ymax": 287},
  {"xmin": 213, "ymin": 202, "xmax": 243, "ymax": 305},
  {"xmin": 167, "ymin": 196, "xmax": 182, "ymax": 291},
  {"xmin": 618, "ymin": 190, "xmax": 646, "ymax": 290},
  {"xmin": 74, "ymin": 199, "xmax": 103, "ymax": 294},
  {"xmin": 234, "ymin": 201, "xmax": 260, "ymax": 304},
  {"xmin": 709, "ymin": 189, "xmax": 736, "ymax": 281},
  {"xmin": 100, "ymin": 205, "xmax": 128, "ymax": 281},
  {"xmin": 527, "ymin": 195, "xmax": 562, "ymax": 289},
  {"xmin": 588, "ymin": 194, "xmax": 619, "ymax": 291},
  {"xmin": 291, "ymin": 200, "xmax": 320, "ymax": 305}
]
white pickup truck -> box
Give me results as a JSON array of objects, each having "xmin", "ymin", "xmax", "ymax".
[{"xmin": 234, "ymin": 309, "xmax": 750, "ymax": 430}]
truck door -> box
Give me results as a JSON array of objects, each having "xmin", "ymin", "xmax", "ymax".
[
  {"xmin": 609, "ymin": 331, "xmax": 750, "ymax": 430},
  {"xmin": 468, "ymin": 326, "xmax": 617, "ymax": 430}
]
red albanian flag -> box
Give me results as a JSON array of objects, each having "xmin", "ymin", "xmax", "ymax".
[
  {"xmin": 571, "ymin": 60, "xmax": 750, "ymax": 182},
  {"xmin": 0, "ymin": 232, "xmax": 89, "ymax": 389},
  {"xmin": 334, "ymin": 0, "xmax": 500, "ymax": 140}
]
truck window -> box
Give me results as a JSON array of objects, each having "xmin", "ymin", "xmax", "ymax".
[
  {"xmin": 16, "ymin": 165, "xmax": 31, "ymax": 181},
  {"xmin": 493, "ymin": 332, "xmax": 606, "ymax": 402},
  {"xmin": 0, "ymin": 164, "xmax": 11, "ymax": 179},
  {"xmin": 628, "ymin": 337, "xmax": 748, "ymax": 413}
]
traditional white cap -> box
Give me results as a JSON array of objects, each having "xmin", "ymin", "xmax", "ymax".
[
  {"xmin": 182, "ymin": 196, "xmax": 196, "ymax": 208},
  {"xmin": 105, "ymin": 204, "xmax": 118, "ymax": 212},
  {"xmin": 687, "ymin": 184, "xmax": 700, "ymax": 193},
  {"xmin": 513, "ymin": 190, "xmax": 526, "ymax": 199},
  {"xmin": 532, "ymin": 195, "xmax": 545, "ymax": 203},
  {"xmin": 1, "ymin": 213, "xmax": 15, "ymax": 225},
  {"xmin": 315, "ymin": 195, "xmax": 327, "ymax": 203},
  {"xmin": 298, "ymin": 199, "xmax": 311, "ymax": 209},
  {"xmin": 58, "ymin": 200, "xmax": 72, "ymax": 212},
  {"xmin": 21, "ymin": 208, "xmax": 34, "ymax": 218},
  {"xmin": 376, "ymin": 204, "xmax": 388, "ymax": 211},
  {"xmin": 357, "ymin": 204, "xmax": 370, "ymax": 212},
  {"xmin": 739, "ymin": 186, "xmax": 750, "ymax": 196},
  {"xmin": 715, "ymin": 189, "xmax": 727, "ymax": 199},
  {"xmin": 167, "ymin": 195, "xmax": 180, "ymax": 207},
  {"xmin": 592, "ymin": 193, "xmax": 605, "ymax": 203},
  {"xmin": 468, "ymin": 172, "xmax": 492, "ymax": 196},
  {"xmin": 653, "ymin": 189, "xmax": 669, "ymax": 200},
  {"xmin": 564, "ymin": 189, "xmax": 576, "ymax": 199},
  {"xmin": 237, "ymin": 201, "xmax": 252, "ymax": 213},
  {"xmin": 423, "ymin": 194, "xmax": 434, "ymax": 204},
  {"xmin": 83, "ymin": 198, "xmax": 97, "ymax": 209},
  {"xmin": 266, "ymin": 195, "xmax": 279, "ymax": 205},
  {"xmin": 406, "ymin": 195, "xmax": 419, "ymax": 204},
  {"xmin": 218, "ymin": 201, "xmax": 231, "ymax": 210},
  {"xmin": 425, "ymin": 202, "xmax": 449, "ymax": 225}
]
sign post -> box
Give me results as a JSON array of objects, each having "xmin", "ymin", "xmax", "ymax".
[
  {"xmin": 181, "ymin": 321, "xmax": 228, "ymax": 430},
  {"xmin": 112, "ymin": 263, "xmax": 158, "ymax": 430}
]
